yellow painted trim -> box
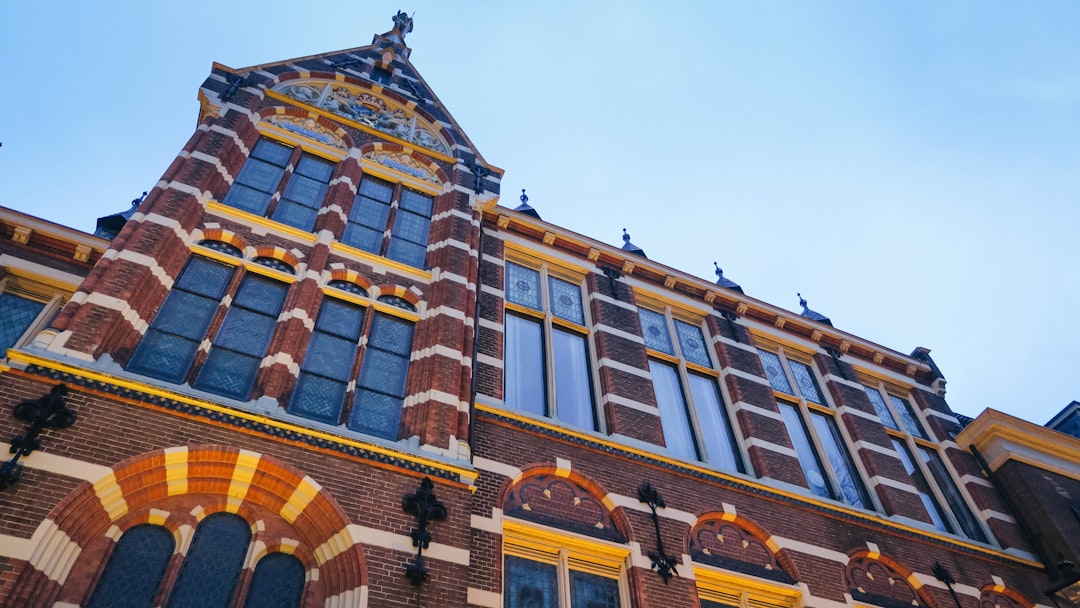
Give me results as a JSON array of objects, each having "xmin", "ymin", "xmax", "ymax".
[
  {"xmin": 647, "ymin": 350, "xmax": 681, "ymax": 366},
  {"xmin": 371, "ymin": 300, "xmax": 421, "ymax": 322},
  {"xmin": 476, "ymin": 402, "xmax": 1042, "ymax": 568},
  {"xmin": 504, "ymin": 302, "xmax": 543, "ymax": 319},
  {"xmin": 685, "ymin": 361, "xmax": 719, "ymax": 377},
  {"xmin": 357, "ymin": 159, "xmax": 445, "ymax": 196},
  {"xmin": 205, "ymin": 201, "xmax": 319, "ymax": 245},
  {"xmin": 634, "ymin": 289, "xmax": 711, "ymax": 318},
  {"xmin": 264, "ymin": 89, "xmax": 457, "ymax": 164},
  {"xmin": 502, "ymin": 519, "xmax": 629, "ymax": 572},
  {"xmin": 164, "ymin": 447, "xmax": 189, "ymax": 496},
  {"xmin": 1, "ymin": 269, "xmax": 80, "ymax": 294},
  {"xmin": 7, "ymin": 351, "xmax": 477, "ymax": 486},
  {"xmin": 189, "ymin": 243, "xmax": 243, "ymax": 266},
  {"xmin": 328, "ymin": 241, "xmax": 432, "ymax": 282},
  {"xmin": 244, "ymin": 261, "xmax": 299, "ymax": 284},
  {"xmin": 504, "ymin": 243, "xmax": 591, "ymax": 276},
  {"xmin": 551, "ymin": 317, "xmax": 589, "ymax": 335},
  {"xmin": 693, "ymin": 565, "xmax": 801, "ymax": 606}
]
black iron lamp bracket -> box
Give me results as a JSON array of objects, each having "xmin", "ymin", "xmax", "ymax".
[
  {"xmin": 1, "ymin": 384, "xmax": 76, "ymax": 491},
  {"xmin": 638, "ymin": 482, "xmax": 679, "ymax": 584},
  {"xmin": 402, "ymin": 477, "xmax": 448, "ymax": 585}
]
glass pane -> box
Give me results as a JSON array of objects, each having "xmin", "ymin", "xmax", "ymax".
[
  {"xmin": 919, "ymin": 447, "xmax": 987, "ymax": 542},
  {"xmin": 243, "ymin": 553, "xmax": 305, "ymax": 608},
  {"xmin": 504, "ymin": 556, "xmax": 557, "ymax": 608},
  {"xmin": 810, "ymin": 412, "xmax": 870, "ymax": 509},
  {"xmin": 391, "ymin": 209, "xmax": 430, "ymax": 244},
  {"xmin": 175, "ymin": 257, "xmax": 234, "ymax": 299},
  {"xmin": 271, "ymin": 200, "xmax": 318, "ymax": 231},
  {"xmin": 295, "ymin": 154, "xmax": 334, "ymax": 181},
  {"xmin": 87, "ymin": 525, "xmax": 174, "ymax": 608},
  {"xmin": 214, "ymin": 307, "xmax": 277, "ymax": 355},
  {"xmin": 778, "ymin": 402, "xmax": 832, "ymax": 499},
  {"xmin": 150, "ymin": 291, "xmax": 218, "ymax": 339},
  {"xmin": 281, "ymin": 174, "xmax": 328, "ymax": 207},
  {"xmin": 193, "ymin": 349, "xmax": 259, "ymax": 400},
  {"xmin": 892, "ymin": 439, "xmax": 952, "ymax": 533},
  {"xmin": 863, "ymin": 386, "xmax": 900, "ymax": 430},
  {"xmin": 890, "ymin": 395, "xmax": 927, "ymax": 439},
  {"xmin": 166, "ymin": 513, "xmax": 251, "ymax": 608},
  {"xmin": 233, "ymin": 158, "xmax": 286, "ymax": 193},
  {"xmin": 506, "ymin": 263, "xmax": 542, "ymax": 310},
  {"xmin": 349, "ymin": 195, "xmax": 392, "ymax": 228},
  {"xmin": 387, "ymin": 238, "xmax": 427, "ymax": 268},
  {"xmin": 327, "ymin": 280, "xmax": 369, "ymax": 299},
  {"xmin": 788, "ymin": 359, "xmax": 823, "ymax": 404},
  {"xmin": 552, "ymin": 328, "xmax": 595, "ymax": 430},
  {"xmin": 0, "ymin": 293, "xmax": 45, "ymax": 353},
  {"xmin": 289, "ymin": 373, "xmax": 347, "ymax": 424},
  {"xmin": 369, "ymin": 313, "xmax": 415, "ymax": 355},
  {"xmin": 234, "ymin": 276, "xmax": 288, "ymax": 314},
  {"xmin": 357, "ymin": 349, "xmax": 410, "ymax": 395},
  {"xmin": 399, "ymin": 189, "xmax": 433, "ymax": 215},
  {"xmin": 688, "ymin": 374, "xmax": 742, "ymax": 473},
  {"xmin": 548, "ymin": 276, "xmax": 584, "ymax": 325},
  {"xmin": 251, "ymin": 139, "xmax": 293, "ymax": 165},
  {"xmin": 757, "ymin": 349, "xmax": 793, "ymax": 394},
  {"xmin": 504, "ymin": 314, "xmax": 546, "ymax": 416},
  {"xmin": 649, "ymin": 360, "xmax": 698, "ymax": 461},
  {"xmin": 377, "ymin": 295, "xmax": 417, "ymax": 312},
  {"xmin": 638, "ymin": 308, "xmax": 673, "ymax": 355},
  {"xmin": 197, "ymin": 240, "xmax": 243, "ymax": 257},
  {"xmin": 342, "ymin": 223, "xmax": 384, "ymax": 253},
  {"xmin": 569, "ymin": 570, "xmax": 621, "ymax": 608},
  {"xmin": 222, "ymin": 184, "xmax": 273, "ymax": 215},
  {"xmin": 127, "ymin": 332, "xmax": 199, "ymax": 383},
  {"xmin": 301, "ymin": 332, "xmax": 357, "ymax": 380},
  {"xmin": 359, "ymin": 176, "xmax": 394, "ymax": 201},
  {"xmin": 252, "ymin": 256, "xmax": 295, "ymax": 275},
  {"xmin": 674, "ymin": 319, "xmax": 711, "ymax": 367},
  {"xmin": 349, "ymin": 390, "xmax": 403, "ymax": 440}
]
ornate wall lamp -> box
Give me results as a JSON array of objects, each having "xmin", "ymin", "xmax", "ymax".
[
  {"xmin": 638, "ymin": 482, "xmax": 679, "ymax": 583},
  {"xmin": 1, "ymin": 384, "xmax": 76, "ymax": 491},
  {"xmin": 402, "ymin": 477, "xmax": 447, "ymax": 585}
]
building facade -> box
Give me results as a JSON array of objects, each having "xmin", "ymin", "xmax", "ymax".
[{"xmin": 0, "ymin": 13, "xmax": 1067, "ymax": 608}]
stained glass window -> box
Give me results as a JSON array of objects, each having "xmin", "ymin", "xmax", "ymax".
[
  {"xmin": 548, "ymin": 276, "xmax": 584, "ymax": 325},
  {"xmin": 674, "ymin": 319, "xmax": 711, "ymax": 367},
  {"xmin": 343, "ymin": 177, "xmax": 393, "ymax": 254},
  {"xmin": 0, "ymin": 292, "xmax": 46, "ymax": 355},
  {"xmin": 810, "ymin": 412, "xmax": 870, "ymax": 508},
  {"xmin": 270, "ymin": 154, "xmax": 334, "ymax": 231},
  {"xmin": 166, "ymin": 513, "xmax": 251, "ymax": 608},
  {"xmin": 128, "ymin": 256, "xmax": 235, "ymax": 383},
  {"xmin": 756, "ymin": 349, "xmax": 793, "ymax": 395},
  {"xmin": 387, "ymin": 189, "xmax": 433, "ymax": 268},
  {"xmin": 377, "ymin": 294, "xmax": 417, "ymax": 312},
  {"xmin": 196, "ymin": 239, "xmax": 243, "ymax": 257},
  {"xmin": 342, "ymin": 177, "xmax": 433, "ymax": 269},
  {"xmin": 507, "ymin": 263, "xmax": 542, "ymax": 310},
  {"xmin": 349, "ymin": 312, "xmax": 414, "ymax": 439},
  {"xmin": 253, "ymin": 256, "xmax": 295, "ymax": 275},
  {"xmin": 569, "ymin": 570, "xmax": 621, "ymax": 608},
  {"xmin": 87, "ymin": 525, "xmax": 174, "ymax": 608},
  {"xmin": 222, "ymin": 139, "xmax": 293, "ymax": 215},
  {"xmin": 327, "ymin": 279, "xmax": 369, "ymax": 297},
  {"xmin": 890, "ymin": 395, "xmax": 927, "ymax": 439},
  {"xmin": 243, "ymin": 553, "xmax": 306, "ymax": 608},
  {"xmin": 863, "ymin": 386, "xmax": 900, "ymax": 430},
  {"xmin": 290, "ymin": 298, "xmax": 365, "ymax": 424},
  {"xmin": 505, "ymin": 556, "xmax": 558, "ymax": 608},
  {"xmin": 193, "ymin": 274, "xmax": 288, "ymax": 400},
  {"xmin": 637, "ymin": 307, "xmax": 674, "ymax": 355},
  {"xmin": 788, "ymin": 360, "xmax": 823, "ymax": 404}
]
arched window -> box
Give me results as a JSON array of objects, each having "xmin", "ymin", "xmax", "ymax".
[
  {"xmin": 243, "ymin": 552, "xmax": 306, "ymax": 608},
  {"xmin": 166, "ymin": 513, "xmax": 251, "ymax": 608},
  {"xmin": 87, "ymin": 524, "xmax": 175, "ymax": 608}
]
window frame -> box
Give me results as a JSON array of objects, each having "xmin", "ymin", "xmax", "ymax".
[
  {"xmin": 637, "ymin": 300, "xmax": 746, "ymax": 474},
  {"xmin": 693, "ymin": 565, "xmax": 802, "ymax": 608},
  {"xmin": 502, "ymin": 519, "xmax": 630, "ymax": 608},
  {"xmin": 0, "ymin": 274, "xmax": 67, "ymax": 358},
  {"xmin": 757, "ymin": 342, "xmax": 874, "ymax": 510},
  {"xmin": 502, "ymin": 257, "xmax": 598, "ymax": 432},
  {"xmin": 340, "ymin": 172, "xmax": 436, "ymax": 269},
  {"xmin": 862, "ymin": 377, "xmax": 990, "ymax": 542}
]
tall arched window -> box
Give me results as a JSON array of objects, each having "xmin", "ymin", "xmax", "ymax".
[
  {"xmin": 243, "ymin": 552, "xmax": 306, "ymax": 608},
  {"xmin": 166, "ymin": 513, "xmax": 251, "ymax": 608},
  {"xmin": 87, "ymin": 524, "xmax": 175, "ymax": 608}
]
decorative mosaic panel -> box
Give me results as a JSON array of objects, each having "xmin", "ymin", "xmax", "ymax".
[
  {"xmin": 689, "ymin": 519, "xmax": 792, "ymax": 584},
  {"xmin": 638, "ymin": 308, "xmax": 674, "ymax": 355},
  {"xmin": 845, "ymin": 557, "xmax": 923, "ymax": 608},
  {"xmin": 504, "ymin": 475, "xmax": 624, "ymax": 542},
  {"xmin": 674, "ymin": 319, "xmax": 711, "ymax": 367}
]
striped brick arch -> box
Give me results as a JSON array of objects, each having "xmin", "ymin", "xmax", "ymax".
[
  {"xmin": 844, "ymin": 552, "xmax": 934, "ymax": 608},
  {"xmin": 499, "ymin": 468, "xmax": 631, "ymax": 543},
  {"xmin": 980, "ymin": 584, "xmax": 1035, "ymax": 608},
  {"xmin": 688, "ymin": 514, "xmax": 796, "ymax": 584},
  {"xmin": 6, "ymin": 445, "xmax": 367, "ymax": 608}
]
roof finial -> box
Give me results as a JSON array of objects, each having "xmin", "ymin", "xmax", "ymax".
[
  {"xmin": 797, "ymin": 293, "xmax": 833, "ymax": 326},
  {"xmin": 392, "ymin": 10, "xmax": 414, "ymax": 41},
  {"xmin": 520, "ymin": 189, "xmax": 528, "ymax": 206},
  {"xmin": 131, "ymin": 191, "xmax": 148, "ymax": 208},
  {"xmin": 714, "ymin": 261, "xmax": 723, "ymax": 279},
  {"xmin": 513, "ymin": 188, "xmax": 540, "ymax": 219},
  {"xmin": 798, "ymin": 292, "xmax": 808, "ymax": 310},
  {"xmin": 622, "ymin": 228, "xmax": 631, "ymax": 244},
  {"xmin": 620, "ymin": 229, "xmax": 647, "ymax": 258}
]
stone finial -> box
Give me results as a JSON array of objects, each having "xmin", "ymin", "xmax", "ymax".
[
  {"xmin": 392, "ymin": 10, "xmax": 414, "ymax": 41},
  {"xmin": 621, "ymin": 229, "xmax": 646, "ymax": 258},
  {"xmin": 513, "ymin": 188, "xmax": 540, "ymax": 219},
  {"xmin": 797, "ymin": 293, "xmax": 833, "ymax": 326},
  {"xmin": 713, "ymin": 261, "xmax": 744, "ymax": 293}
]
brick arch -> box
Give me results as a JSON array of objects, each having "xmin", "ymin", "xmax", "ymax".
[
  {"xmin": 325, "ymin": 265, "xmax": 375, "ymax": 292},
  {"xmin": 6, "ymin": 445, "xmax": 367, "ymax": 608},
  {"xmin": 193, "ymin": 227, "xmax": 250, "ymax": 254},
  {"xmin": 498, "ymin": 466, "xmax": 632, "ymax": 544},
  {"xmin": 979, "ymin": 583, "xmax": 1036, "ymax": 608},
  {"xmin": 358, "ymin": 141, "xmax": 451, "ymax": 185},
  {"xmin": 255, "ymin": 105, "xmax": 356, "ymax": 151},
  {"xmin": 688, "ymin": 512, "xmax": 796, "ymax": 584},
  {"xmin": 844, "ymin": 550, "xmax": 936, "ymax": 608},
  {"xmin": 252, "ymin": 244, "xmax": 303, "ymax": 267},
  {"xmin": 371, "ymin": 283, "xmax": 422, "ymax": 309}
]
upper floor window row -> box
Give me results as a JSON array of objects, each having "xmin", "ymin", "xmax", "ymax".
[{"xmin": 220, "ymin": 138, "xmax": 435, "ymax": 269}]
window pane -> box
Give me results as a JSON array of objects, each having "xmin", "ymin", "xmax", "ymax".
[
  {"xmin": 788, "ymin": 360, "xmax": 823, "ymax": 404},
  {"xmin": 757, "ymin": 350, "xmax": 793, "ymax": 394},
  {"xmin": 505, "ymin": 315, "xmax": 546, "ymax": 416},
  {"xmin": 350, "ymin": 390, "xmax": 403, "ymax": 439},
  {"xmin": 688, "ymin": 374, "xmax": 743, "ymax": 473},
  {"xmin": 281, "ymin": 173, "xmax": 328, "ymax": 207},
  {"xmin": 175, "ymin": 257, "xmax": 234, "ymax": 299},
  {"xmin": 391, "ymin": 209, "xmax": 430, "ymax": 244},
  {"xmin": 193, "ymin": 349, "xmax": 260, "ymax": 400},
  {"xmin": 271, "ymin": 200, "xmax": 318, "ymax": 231},
  {"xmin": 233, "ymin": 158, "xmax": 286, "ymax": 193},
  {"xmin": 387, "ymin": 238, "xmax": 427, "ymax": 268},
  {"xmin": 243, "ymin": 553, "xmax": 305, "ymax": 608},
  {"xmin": 891, "ymin": 439, "xmax": 952, "ymax": 533},
  {"xmin": 301, "ymin": 333, "xmax": 357, "ymax": 380},
  {"xmin": 369, "ymin": 313, "xmax": 415, "ymax": 355},
  {"xmin": 127, "ymin": 332, "xmax": 200, "ymax": 383},
  {"xmin": 778, "ymin": 402, "xmax": 832, "ymax": 499},
  {"xmin": 548, "ymin": 276, "xmax": 584, "ymax": 325},
  {"xmin": 506, "ymin": 263, "xmax": 542, "ymax": 310},
  {"xmin": 0, "ymin": 293, "xmax": 45, "ymax": 353},
  {"xmin": 295, "ymin": 154, "xmax": 333, "ymax": 181},
  {"xmin": 399, "ymin": 189, "xmax": 433, "ymax": 215},
  {"xmin": 222, "ymin": 184, "xmax": 273, "ymax": 215},
  {"xmin": 290, "ymin": 373, "xmax": 348, "ymax": 424},
  {"xmin": 650, "ymin": 360, "xmax": 698, "ymax": 461},
  {"xmin": 674, "ymin": 319, "xmax": 711, "ymax": 367},
  {"xmin": 342, "ymin": 223, "xmax": 384, "ymax": 253},
  {"xmin": 890, "ymin": 395, "xmax": 927, "ymax": 439},
  {"xmin": 87, "ymin": 525, "xmax": 174, "ymax": 608},
  {"xmin": 504, "ymin": 556, "xmax": 557, "ymax": 608},
  {"xmin": 863, "ymin": 386, "xmax": 900, "ymax": 430},
  {"xmin": 213, "ymin": 308, "xmax": 278, "ymax": 355},
  {"xmin": 358, "ymin": 176, "xmax": 394, "ymax": 201},
  {"xmin": 357, "ymin": 348, "xmax": 410, "ymax": 395},
  {"xmin": 810, "ymin": 412, "xmax": 871, "ymax": 509},
  {"xmin": 552, "ymin": 328, "xmax": 595, "ymax": 430},
  {"xmin": 234, "ymin": 276, "xmax": 288, "ymax": 314},
  {"xmin": 166, "ymin": 513, "xmax": 250, "ymax": 608},
  {"xmin": 251, "ymin": 139, "xmax": 293, "ymax": 165},
  {"xmin": 569, "ymin": 570, "xmax": 621, "ymax": 608},
  {"xmin": 919, "ymin": 447, "xmax": 987, "ymax": 542},
  {"xmin": 151, "ymin": 291, "xmax": 221, "ymax": 339},
  {"xmin": 638, "ymin": 308, "xmax": 674, "ymax": 355}
]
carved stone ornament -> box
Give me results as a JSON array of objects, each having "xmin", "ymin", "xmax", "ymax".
[
  {"xmin": 276, "ymin": 81, "xmax": 450, "ymax": 156},
  {"xmin": 265, "ymin": 115, "xmax": 345, "ymax": 149},
  {"xmin": 362, "ymin": 151, "xmax": 439, "ymax": 183}
]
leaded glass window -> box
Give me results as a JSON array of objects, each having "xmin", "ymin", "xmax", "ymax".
[
  {"xmin": 0, "ymin": 292, "xmax": 46, "ymax": 355},
  {"xmin": 270, "ymin": 154, "xmax": 334, "ymax": 231},
  {"xmin": 890, "ymin": 394, "xmax": 927, "ymax": 439},
  {"xmin": 166, "ymin": 513, "xmax": 251, "ymax": 608},
  {"xmin": 290, "ymin": 298, "xmax": 365, "ymax": 424},
  {"xmin": 197, "ymin": 239, "xmax": 243, "ymax": 257},
  {"xmin": 504, "ymin": 262, "xmax": 595, "ymax": 431},
  {"xmin": 503, "ymin": 549, "xmax": 623, "ymax": 608},
  {"xmin": 342, "ymin": 175, "xmax": 434, "ymax": 269},
  {"xmin": 810, "ymin": 412, "xmax": 871, "ymax": 508},
  {"xmin": 505, "ymin": 556, "xmax": 558, "ymax": 608},
  {"xmin": 569, "ymin": 570, "xmax": 620, "ymax": 608},
  {"xmin": 128, "ymin": 256, "xmax": 236, "ymax": 383},
  {"xmin": 222, "ymin": 139, "xmax": 292, "ymax": 215},
  {"xmin": 778, "ymin": 402, "xmax": 832, "ymax": 499},
  {"xmin": 350, "ymin": 312, "xmax": 415, "ymax": 439},
  {"xmin": 757, "ymin": 349, "xmax": 793, "ymax": 394},
  {"xmin": 192, "ymin": 274, "xmax": 288, "ymax": 400},
  {"xmin": 221, "ymin": 138, "xmax": 335, "ymax": 232},
  {"xmin": 640, "ymin": 307, "xmax": 743, "ymax": 473},
  {"xmin": 862, "ymin": 386, "xmax": 900, "ymax": 430},
  {"xmin": 891, "ymin": 438, "xmax": 952, "ymax": 533},
  {"xmin": 788, "ymin": 360, "xmax": 823, "ymax": 404},
  {"xmin": 253, "ymin": 256, "xmax": 296, "ymax": 275},
  {"xmin": 87, "ymin": 525, "xmax": 174, "ymax": 608},
  {"xmin": 243, "ymin": 553, "xmax": 305, "ymax": 608},
  {"xmin": 918, "ymin": 447, "xmax": 988, "ymax": 542}
]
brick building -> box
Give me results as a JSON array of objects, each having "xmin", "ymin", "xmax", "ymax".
[{"xmin": 0, "ymin": 12, "xmax": 1070, "ymax": 608}]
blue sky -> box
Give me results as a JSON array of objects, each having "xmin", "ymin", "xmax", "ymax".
[{"xmin": 2, "ymin": 1, "xmax": 1077, "ymax": 424}]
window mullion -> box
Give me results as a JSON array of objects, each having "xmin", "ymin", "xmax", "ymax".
[{"xmin": 381, "ymin": 182, "xmax": 404, "ymax": 257}]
